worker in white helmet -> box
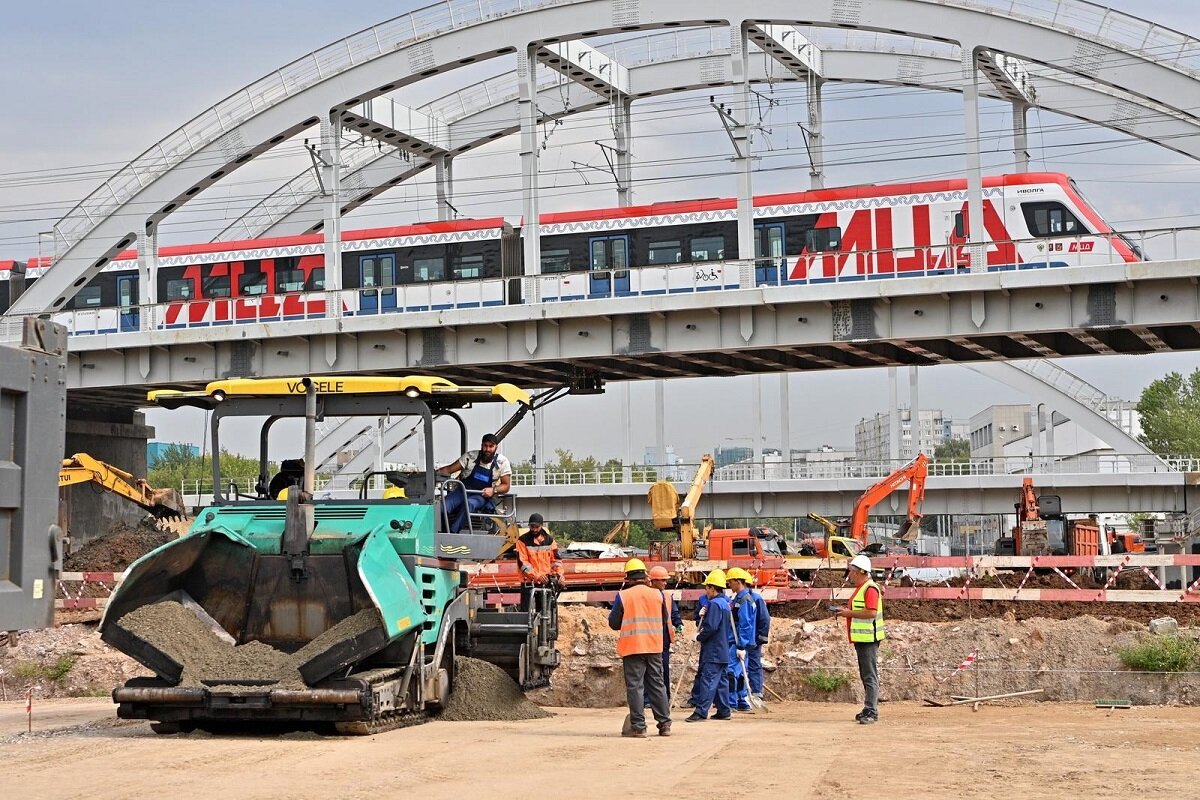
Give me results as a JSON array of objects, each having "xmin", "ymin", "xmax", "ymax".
[{"xmin": 831, "ymin": 553, "xmax": 885, "ymax": 724}]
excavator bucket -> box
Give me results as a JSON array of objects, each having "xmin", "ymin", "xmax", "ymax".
[
  {"xmin": 895, "ymin": 518, "xmax": 920, "ymax": 542},
  {"xmin": 146, "ymin": 488, "xmax": 187, "ymax": 521}
]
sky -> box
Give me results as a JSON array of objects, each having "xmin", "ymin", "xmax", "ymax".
[{"xmin": 4, "ymin": 0, "xmax": 1200, "ymax": 465}]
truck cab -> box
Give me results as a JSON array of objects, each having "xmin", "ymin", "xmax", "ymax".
[{"xmin": 704, "ymin": 527, "xmax": 788, "ymax": 587}]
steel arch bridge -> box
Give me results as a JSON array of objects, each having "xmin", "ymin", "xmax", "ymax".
[
  {"xmin": 9, "ymin": 0, "xmax": 1200, "ymax": 317},
  {"xmin": 6, "ymin": 0, "xmax": 1200, "ymax": 467}
]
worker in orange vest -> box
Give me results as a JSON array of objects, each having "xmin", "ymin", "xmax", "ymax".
[
  {"xmin": 515, "ymin": 513, "xmax": 562, "ymax": 586},
  {"xmin": 607, "ymin": 558, "xmax": 673, "ymax": 737},
  {"xmin": 832, "ymin": 554, "xmax": 885, "ymax": 724}
]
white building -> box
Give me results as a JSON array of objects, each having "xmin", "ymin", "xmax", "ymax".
[{"xmin": 855, "ymin": 408, "xmax": 956, "ymax": 461}]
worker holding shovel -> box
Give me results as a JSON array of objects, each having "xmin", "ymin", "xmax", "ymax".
[{"xmin": 726, "ymin": 568, "xmax": 758, "ymax": 712}]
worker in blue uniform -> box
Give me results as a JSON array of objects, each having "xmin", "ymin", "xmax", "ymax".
[
  {"xmin": 685, "ymin": 570, "xmax": 732, "ymax": 723},
  {"xmin": 725, "ymin": 568, "xmax": 757, "ymax": 712},
  {"xmin": 745, "ymin": 572, "xmax": 772, "ymax": 704}
]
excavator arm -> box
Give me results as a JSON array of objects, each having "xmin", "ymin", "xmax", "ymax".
[
  {"xmin": 59, "ymin": 453, "xmax": 186, "ymax": 520},
  {"xmin": 848, "ymin": 453, "xmax": 928, "ymax": 545},
  {"xmin": 647, "ymin": 454, "xmax": 714, "ymax": 559}
]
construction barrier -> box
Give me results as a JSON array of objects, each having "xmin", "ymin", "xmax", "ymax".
[{"xmin": 54, "ymin": 553, "xmax": 1200, "ymax": 610}]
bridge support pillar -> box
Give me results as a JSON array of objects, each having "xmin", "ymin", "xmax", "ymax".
[
  {"xmin": 518, "ymin": 46, "xmax": 542, "ymax": 292},
  {"xmin": 1012, "ymin": 101, "xmax": 1030, "ymax": 172},
  {"xmin": 136, "ymin": 229, "xmax": 158, "ymax": 331},
  {"xmin": 807, "ymin": 75, "xmax": 825, "ymax": 190},
  {"xmin": 614, "ymin": 97, "xmax": 633, "ymax": 207},
  {"xmin": 63, "ymin": 405, "xmax": 156, "ymax": 548},
  {"xmin": 780, "ymin": 374, "xmax": 791, "ymax": 471},
  {"xmin": 321, "ymin": 112, "xmax": 344, "ymax": 309},
  {"xmin": 730, "ymin": 25, "xmax": 755, "ymax": 267},
  {"xmin": 435, "ymin": 155, "xmax": 455, "ymax": 221},
  {"xmin": 888, "ymin": 367, "xmax": 900, "ymax": 462},
  {"xmin": 961, "ymin": 46, "xmax": 986, "ymax": 273}
]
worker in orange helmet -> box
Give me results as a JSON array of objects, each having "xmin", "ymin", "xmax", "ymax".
[
  {"xmin": 644, "ymin": 566, "xmax": 684, "ymax": 708},
  {"xmin": 608, "ymin": 559, "xmax": 673, "ymax": 737},
  {"xmin": 831, "ymin": 554, "xmax": 885, "ymax": 724}
]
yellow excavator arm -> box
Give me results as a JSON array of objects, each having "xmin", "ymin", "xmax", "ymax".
[
  {"xmin": 59, "ymin": 453, "xmax": 186, "ymax": 520},
  {"xmin": 647, "ymin": 454, "xmax": 714, "ymax": 559}
]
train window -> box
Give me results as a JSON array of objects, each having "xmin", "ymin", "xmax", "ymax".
[
  {"xmin": 414, "ymin": 257, "xmax": 445, "ymax": 282},
  {"xmin": 805, "ymin": 227, "xmax": 842, "ymax": 252},
  {"xmin": 452, "ymin": 254, "xmax": 483, "ymax": 279},
  {"xmin": 239, "ymin": 271, "xmax": 268, "ymax": 296},
  {"xmin": 953, "ymin": 212, "xmax": 966, "ymax": 239},
  {"xmin": 166, "ymin": 279, "xmax": 193, "ymax": 300},
  {"xmin": 648, "ymin": 239, "xmax": 682, "ymax": 265},
  {"xmin": 75, "ymin": 286, "xmax": 102, "ymax": 307},
  {"xmin": 310, "ymin": 269, "xmax": 324, "ymax": 291},
  {"xmin": 1022, "ymin": 201, "xmax": 1086, "ymax": 237},
  {"xmin": 691, "ymin": 236, "xmax": 725, "ymax": 261},
  {"xmin": 202, "ymin": 274, "xmax": 231, "ymax": 298},
  {"xmin": 541, "ymin": 249, "xmax": 573, "ymax": 273},
  {"xmin": 277, "ymin": 269, "xmax": 305, "ymax": 292}
]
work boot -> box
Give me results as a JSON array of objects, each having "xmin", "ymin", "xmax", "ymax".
[
  {"xmin": 735, "ymin": 704, "xmax": 754, "ymax": 713},
  {"xmin": 858, "ymin": 714, "xmax": 878, "ymax": 725},
  {"xmin": 657, "ymin": 722, "xmax": 672, "ymax": 737},
  {"xmin": 711, "ymin": 712, "xmax": 732, "ymax": 721},
  {"xmin": 684, "ymin": 712, "xmax": 706, "ymax": 723},
  {"xmin": 622, "ymin": 727, "xmax": 648, "ymax": 738}
]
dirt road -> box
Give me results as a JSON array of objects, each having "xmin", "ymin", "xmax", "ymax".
[{"xmin": 4, "ymin": 699, "xmax": 1197, "ymax": 799}]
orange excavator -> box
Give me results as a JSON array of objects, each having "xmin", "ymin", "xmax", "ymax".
[{"xmin": 801, "ymin": 453, "xmax": 929, "ymax": 557}]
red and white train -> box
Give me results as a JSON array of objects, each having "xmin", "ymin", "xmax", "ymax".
[{"xmin": 0, "ymin": 172, "xmax": 1139, "ymax": 334}]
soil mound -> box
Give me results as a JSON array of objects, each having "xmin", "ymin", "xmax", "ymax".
[
  {"xmin": 63, "ymin": 522, "xmax": 178, "ymax": 572},
  {"xmin": 439, "ymin": 657, "xmax": 551, "ymax": 722}
]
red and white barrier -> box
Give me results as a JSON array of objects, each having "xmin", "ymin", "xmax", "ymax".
[{"xmin": 937, "ymin": 650, "xmax": 978, "ymax": 683}]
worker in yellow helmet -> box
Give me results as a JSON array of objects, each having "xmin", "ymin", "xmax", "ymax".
[
  {"xmin": 608, "ymin": 557, "xmax": 673, "ymax": 737},
  {"xmin": 686, "ymin": 569, "xmax": 732, "ymax": 722},
  {"xmin": 725, "ymin": 568, "xmax": 758, "ymax": 712}
]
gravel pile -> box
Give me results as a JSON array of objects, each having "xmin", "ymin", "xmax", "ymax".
[
  {"xmin": 438, "ymin": 656, "xmax": 551, "ymax": 722},
  {"xmin": 118, "ymin": 602, "xmax": 383, "ymax": 689},
  {"xmin": 118, "ymin": 601, "xmax": 303, "ymax": 689}
]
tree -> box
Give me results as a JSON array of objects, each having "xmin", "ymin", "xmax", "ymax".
[
  {"xmin": 1137, "ymin": 370, "xmax": 1200, "ymax": 456},
  {"xmin": 149, "ymin": 447, "xmax": 272, "ymax": 492},
  {"xmin": 934, "ymin": 437, "xmax": 971, "ymax": 463}
]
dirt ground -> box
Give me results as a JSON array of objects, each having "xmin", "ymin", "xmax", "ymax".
[{"xmin": 3, "ymin": 698, "xmax": 1197, "ymax": 799}]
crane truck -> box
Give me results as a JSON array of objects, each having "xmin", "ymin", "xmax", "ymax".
[{"xmin": 99, "ymin": 376, "xmax": 558, "ymax": 734}]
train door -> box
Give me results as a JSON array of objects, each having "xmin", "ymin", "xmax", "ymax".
[
  {"xmin": 755, "ymin": 222, "xmax": 785, "ymax": 284},
  {"xmin": 588, "ymin": 235, "xmax": 630, "ymax": 296},
  {"xmin": 359, "ymin": 254, "xmax": 396, "ymax": 314},
  {"xmin": 117, "ymin": 275, "xmax": 139, "ymax": 331}
]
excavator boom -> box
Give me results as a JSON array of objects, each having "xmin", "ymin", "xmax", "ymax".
[
  {"xmin": 647, "ymin": 454, "xmax": 714, "ymax": 559},
  {"xmin": 60, "ymin": 453, "xmax": 186, "ymax": 521},
  {"xmin": 849, "ymin": 453, "xmax": 928, "ymax": 544}
]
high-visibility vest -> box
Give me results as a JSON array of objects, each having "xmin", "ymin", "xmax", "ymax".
[
  {"xmin": 516, "ymin": 535, "xmax": 560, "ymax": 581},
  {"xmin": 847, "ymin": 580, "xmax": 886, "ymax": 643},
  {"xmin": 616, "ymin": 584, "xmax": 668, "ymax": 656}
]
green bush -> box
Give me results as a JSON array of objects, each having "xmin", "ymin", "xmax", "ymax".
[
  {"xmin": 1117, "ymin": 635, "xmax": 1198, "ymax": 672},
  {"xmin": 804, "ymin": 669, "xmax": 851, "ymax": 692},
  {"xmin": 12, "ymin": 655, "xmax": 76, "ymax": 683}
]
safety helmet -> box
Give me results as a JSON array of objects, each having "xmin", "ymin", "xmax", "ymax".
[
  {"xmin": 276, "ymin": 487, "xmax": 289, "ymax": 501},
  {"xmin": 704, "ymin": 569, "xmax": 727, "ymax": 589},
  {"xmin": 849, "ymin": 554, "xmax": 873, "ymax": 573},
  {"xmin": 726, "ymin": 567, "xmax": 753, "ymax": 583},
  {"xmin": 648, "ymin": 566, "xmax": 670, "ymax": 580},
  {"xmin": 383, "ymin": 486, "xmax": 406, "ymax": 499},
  {"xmin": 624, "ymin": 558, "xmax": 648, "ymax": 574}
]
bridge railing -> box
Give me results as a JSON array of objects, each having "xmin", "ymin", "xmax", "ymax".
[
  {"xmin": 176, "ymin": 454, "xmax": 1196, "ymax": 502},
  {"xmin": 36, "ymin": 226, "xmax": 1200, "ymax": 339}
]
